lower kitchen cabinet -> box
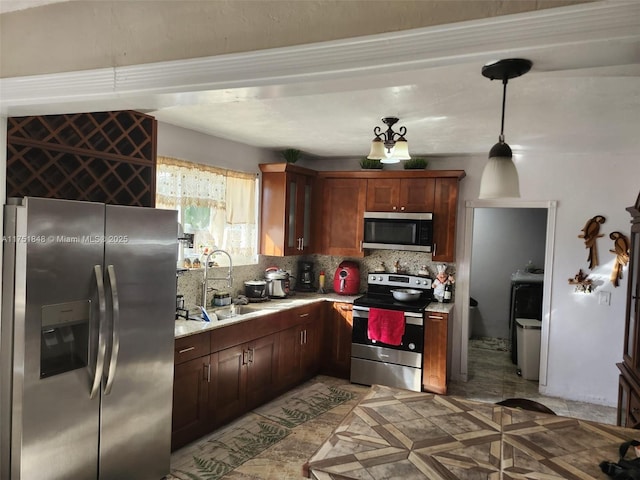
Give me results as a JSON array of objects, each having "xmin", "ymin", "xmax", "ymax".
[
  {"xmin": 211, "ymin": 333, "xmax": 280, "ymax": 427},
  {"xmin": 277, "ymin": 304, "xmax": 323, "ymax": 390},
  {"xmin": 423, "ymin": 311, "xmax": 449, "ymax": 394},
  {"xmin": 171, "ymin": 354, "xmax": 211, "ymax": 450},
  {"xmin": 322, "ymin": 302, "xmax": 353, "ymax": 379}
]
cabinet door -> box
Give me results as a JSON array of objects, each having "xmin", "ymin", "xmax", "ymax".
[
  {"xmin": 246, "ymin": 333, "xmax": 280, "ymax": 410},
  {"xmin": 323, "ymin": 302, "xmax": 353, "ymax": 379},
  {"xmin": 300, "ymin": 319, "xmax": 323, "ymax": 377},
  {"xmin": 321, "ymin": 178, "xmax": 367, "ymax": 256},
  {"xmin": 210, "ymin": 345, "xmax": 246, "ymax": 427},
  {"xmin": 277, "ymin": 325, "xmax": 303, "ymax": 390},
  {"xmin": 423, "ymin": 312, "xmax": 448, "ymax": 394},
  {"xmin": 366, "ymin": 179, "xmax": 400, "ymax": 211},
  {"xmin": 400, "ymin": 178, "xmax": 435, "ymax": 212},
  {"xmin": 432, "ymin": 178, "xmax": 459, "ymax": 262},
  {"xmin": 171, "ymin": 355, "xmax": 210, "ymax": 450},
  {"xmin": 624, "ymin": 229, "xmax": 640, "ymax": 368}
]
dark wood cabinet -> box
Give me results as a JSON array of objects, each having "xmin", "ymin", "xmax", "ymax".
[
  {"xmin": 617, "ymin": 191, "xmax": 640, "ymax": 427},
  {"xmin": 171, "ymin": 354, "xmax": 211, "ymax": 450},
  {"xmin": 432, "ymin": 177, "xmax": 460, "ymax": 262},
  {"xmin": 172, "ymin": 332, "xmax": 213, "ymax": 450},
  {"xmin": 320, "ymin": 177, "xmax": 367, "ymax": 257},
  {"xmin": 366, "ymin": 178, "xmax": 435, "ymax": 212},
  {"xmin": 322, "ymin": 302, "xmax": 353, "ymax": 379},
  {"xmin": 423, "ymin": 311, "xmax": 449, "ymax": 394},
  {"xmin": 211, "ymin": 333, "xmax": 279, "ymax": 426},
  {"xmin": 259, "ymin": 163, "xmax": 316, "ymax": 256},
  {"xmin": 277, "ymin": 304, "xmax": 323, "ymax": 390}
]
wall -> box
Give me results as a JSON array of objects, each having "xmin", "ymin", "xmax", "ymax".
[
  {"xmin": 470, "ymin": 208, "xmax": 547, "ymax": 339},
  {"xmin": 441, "ymin": 152, "xmax": 639, "ymax": 407}
]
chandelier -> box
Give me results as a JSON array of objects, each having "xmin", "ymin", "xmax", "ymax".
[{"xmin": 367, "ymin": 117, "xmax": 411, "ymax": 164}]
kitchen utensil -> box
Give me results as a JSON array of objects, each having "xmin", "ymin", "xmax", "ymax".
[
  {"xmin": 244, "ymin": 280, "xmax": 267, "ymax": 299},
  {"xmin": 265, "ymin": 267, "xmax": 289, "ymax": 298},
  {"xmin": 333, "ymin": 261, "xmax": 360, "ymax": 295},
  {"xmin": 390, "ymin": 288, "xmax": 422, "ymax": 302}
]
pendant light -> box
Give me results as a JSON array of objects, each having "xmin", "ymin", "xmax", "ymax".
[{"xmin": 479, "ymin": 58, "xmax": 532, "ymax": 199}]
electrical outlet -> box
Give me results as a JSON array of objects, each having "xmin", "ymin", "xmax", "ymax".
[{"xmin": 598, "ymin": 291, "xmax": 611, "ymax": 306}]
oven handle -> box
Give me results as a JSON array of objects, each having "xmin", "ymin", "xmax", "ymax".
[{"xmin": 352, "ymin": 305, "xmax": 423, "ymax": 325}]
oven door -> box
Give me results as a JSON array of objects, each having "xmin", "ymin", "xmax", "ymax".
[{"xmin": 351, "ymin": 306, "xmax": 424, "ymax": 391}]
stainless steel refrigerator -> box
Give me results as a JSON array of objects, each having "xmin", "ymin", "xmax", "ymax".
[{"xmin": 1, "ymin": 197, "xmax": 177, "ymax": 480}]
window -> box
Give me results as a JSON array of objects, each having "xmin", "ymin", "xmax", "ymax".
[{"xmin": 156, "ymin": 156, "xmax": 258, "ymax": 266}]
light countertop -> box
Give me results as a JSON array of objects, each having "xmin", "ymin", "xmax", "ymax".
[{"xmin": 175, "ymin": 293, "xmax": 455, "ymax": 338}]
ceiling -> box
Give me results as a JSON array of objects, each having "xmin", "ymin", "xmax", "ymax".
[{"xmin": 2, "ymin": 1, "xmax": 639, "ymax": 160}]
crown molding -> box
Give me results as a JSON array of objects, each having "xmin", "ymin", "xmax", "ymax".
[{"xmin": 1, "ymin": 1, "xmax": 638, "ymax": 113}]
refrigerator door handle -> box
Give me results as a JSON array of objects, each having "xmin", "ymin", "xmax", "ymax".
[
  {"xmin": 104, "ymin": 265, "xmax": 120, "ymax": 395},
  {"xmin": 91, "ymin": 265, "xmax": 108, "ymax": 399}
]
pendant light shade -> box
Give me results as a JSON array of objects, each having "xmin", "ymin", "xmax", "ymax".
[
  {"xmin": 479, "ymin": 142, "xmax": 520, "ymax": 199},
  {"xmin": 478, "ymin": 58, "xmax": 532, "ymax": 200}
]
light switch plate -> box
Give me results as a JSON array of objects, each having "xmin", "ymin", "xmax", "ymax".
[{"xmin": 598, "ymin": 291, "xmax": 611, "ymax": 306}]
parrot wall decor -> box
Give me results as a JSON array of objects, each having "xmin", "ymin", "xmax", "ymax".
[
  {"xmin": 578, "ymin": 215, "xmax": 606, "ymax": 269},
  {"xmin": 609, "ymin": 231, "xmax": 630, "ymax": 287}
]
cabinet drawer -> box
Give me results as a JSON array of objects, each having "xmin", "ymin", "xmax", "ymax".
[{"xmin": 174, "ymin": 333, "xmax": 210, "ymax": 364}]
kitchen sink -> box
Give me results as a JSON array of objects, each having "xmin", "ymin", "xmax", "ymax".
[{"xmin": 213, "ymin": 304, "xmax": 265, "ymax": 319}]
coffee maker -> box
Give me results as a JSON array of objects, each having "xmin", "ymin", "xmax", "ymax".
[{"xmin": 297, "ymin": 261, "xmax": 315, "ymax": 291}]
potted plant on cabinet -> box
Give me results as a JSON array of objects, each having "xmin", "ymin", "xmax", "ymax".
[
  {"xmin": 403, "ymin": 157, "xmax": 428, "ymax": 169},
  {"xmin": 359, "ymin": 158, "xmax": 384, "ymax": 170}
]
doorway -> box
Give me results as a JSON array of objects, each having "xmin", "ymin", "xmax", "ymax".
[{"xmin": 458, "ymin": 200, "xmax": 557, "ymax": 390}]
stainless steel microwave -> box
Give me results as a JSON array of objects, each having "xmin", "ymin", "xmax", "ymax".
[{"xmin": 362, "ymin": 212, "xmax": 433, "ymax": 252}]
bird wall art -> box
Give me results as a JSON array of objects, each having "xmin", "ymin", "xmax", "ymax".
[
  {"xmin": 578, "ymin": 215, "xmax": 606, "ymax": 269},
  {"xmin": 609, "ymin": 231, "xmax": 630, "ymax": 287}
]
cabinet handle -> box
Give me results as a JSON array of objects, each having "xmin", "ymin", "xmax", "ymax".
[
  {"xmin": 203, "ymin": 363, "xmax": 211, "ymax": 382},
  {"xmin": 248, "ymin": 348, "xmax": 255, "ymax": 364},
  {"xmin": 178, "ymin": 346, "xmax": 196, "ymax": 354},
  {"xmin": 303, "ymin": 329, "xmax": 308, "ymax": 344},
  {"xmin": 299, "ymin": 313, "xmax": 309, "ymax": 318},
  {"xmin": 360, "ymin": 240, "xmax": 363, "ymax": 252},
  {"xmin": 242, "ymin": 349, "xmax": 248, "ymax": 365},
  {"xmin": 300, "ymin": 331, "xmax": 304, "ymax": 345},
  {"xmin": 400, "ymin": 206, "xmax": 405, "ymax": 211},
  {"xmin": 392, "ymin": 206, "xmax": 397, "ymax": 211},
  {"xmin": 428, "ymin": 315, "xmax": 444, "ymax": 320}
]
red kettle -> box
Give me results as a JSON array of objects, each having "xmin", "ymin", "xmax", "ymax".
[{"xmin": 333, "ymin": 261, "xmax": 360, "ymax": 295}]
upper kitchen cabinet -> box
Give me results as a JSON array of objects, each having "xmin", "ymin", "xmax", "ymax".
[
  {"xmin": 366, "ymin": 178, "xmax": 435, "ymax": 212},
  {"xmin": 432, "ymin": 177, "xmax": 461, "ymax": 262},
  {"xmin": 7, "ymin": 111, "xmax": 157, "ymax": 207},
  {"xmin": 259, "ymin": 163, "xmax": 317, "ymax": 256},
  {"xmin": 318, "ymin": 175, "xmax": 367, "ymax": 257}
]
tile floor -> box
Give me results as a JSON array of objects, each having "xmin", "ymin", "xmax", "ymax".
[{"xmin": 169, "ymin": 338, "xmax": 618, "ymax": 479}]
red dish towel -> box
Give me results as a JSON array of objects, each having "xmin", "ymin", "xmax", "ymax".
[{"xmin": 368, "ymin": 308, "xmax": 405, "ymax": 346}]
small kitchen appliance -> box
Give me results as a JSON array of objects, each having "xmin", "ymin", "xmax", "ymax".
[
  {"xmin": 333, "ymin": 261, "xmax": 360, "ymax": 295},
  {"xmin": 265, "ymin": 267, "xmax": 290, "ymax": 298},
  {"xmin": 296, "ymin": 260, "xmax": 315, "ymax": 291},
  {"xmin": 351, "ymin": 273, "xmax": 433, "ymax": 392},
  {"xmin": 244, "ymin": 279, "xmax": 268, "ymax": 301}
]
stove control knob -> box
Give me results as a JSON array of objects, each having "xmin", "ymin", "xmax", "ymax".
[
  {"xmin": 415, "ymin": 280, "xmax": 421, "ymax": 285},
  {"xmin": 408, "ymin": 343, "xmax": 416, "ymax": 350}
]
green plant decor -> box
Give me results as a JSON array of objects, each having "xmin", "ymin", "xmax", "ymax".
[
  {"xmin": 359, "ymin": 158, "xmax": 384, "ymax": 169},
  {"xmin": 403, "ymin": 157, "xmax": 428, "ymax": 169},
  {"xmin": 281, "ymin": 148, "xmax": 302, "ymax": 163}
]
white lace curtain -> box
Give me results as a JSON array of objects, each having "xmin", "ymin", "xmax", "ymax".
[{"xmin": 156, "ymin": 156, "xmax": 257, "ymax": 265}]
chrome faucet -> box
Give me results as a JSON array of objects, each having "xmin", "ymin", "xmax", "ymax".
[{"xmin": 201, "ymin": 249, "xmax": 233, "ymax": 308}]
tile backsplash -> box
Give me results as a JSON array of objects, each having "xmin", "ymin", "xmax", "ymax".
[{"xmin": 177, "ymin": 250, "xmax": 454, "ymax": 313}]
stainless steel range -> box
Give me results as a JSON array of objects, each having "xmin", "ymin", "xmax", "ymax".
[{"xmin": 351, "ymin": 273, "xmax": 433, "ymax": 392}]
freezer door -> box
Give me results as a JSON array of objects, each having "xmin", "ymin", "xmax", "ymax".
[
  {"xmin": 99, "ymin": 205, "xmax": 177, "ymax": 480},
  {"xmin": 3, "ymin": 197, "xmax": 105, "ymax": 480}
]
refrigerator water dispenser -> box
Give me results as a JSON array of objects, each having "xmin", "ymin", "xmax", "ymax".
[{"xmin": 40, "ymin": 300, "xmax": 90, "ymax": 378}]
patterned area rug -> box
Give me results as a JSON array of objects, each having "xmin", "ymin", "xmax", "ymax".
[{"xmin": 169, "ymin": 382, "xmax": 355, "ymax": 480}]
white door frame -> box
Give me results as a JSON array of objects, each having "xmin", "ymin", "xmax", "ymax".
[{"xmin": 459, "ymin": 199, "xmax": 557, "ymax": 389}]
